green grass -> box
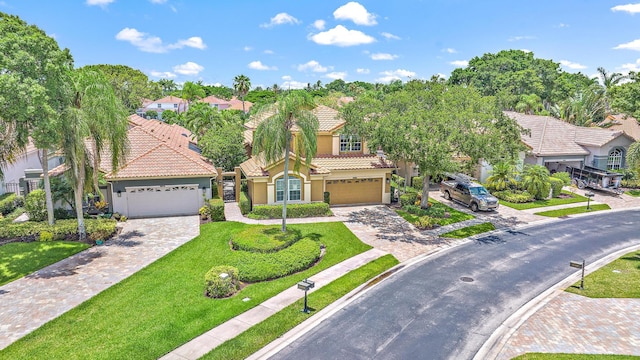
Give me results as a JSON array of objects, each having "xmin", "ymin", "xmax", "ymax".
[
  {"xmin": 566, "ymin": 250, "xmax": 640, "ymax": 298},
  {"xmin": 499, "ymin": 190, "xmax": 588, "ymax": 210},
  {"xmin": 535, "ymin": 204, "xmax": 610, "ymax": 217},
  {"xmin": 514, "ymin": 353, "xmax": 639, "ymax": 359},
  {"xmin": 201, "ymin": 254, "xmax": 399, "ymax": 360},
  {"xmin": 395, "ymin": 199, "xmax": 474, "ymax": 227},
  {"xmin": 440, "ymin": 222, "xmax": 496, "ymax": 238},
  {"xmin": 0, "ymin": 221, "xmax": 371, "ymax": 360},
  {"xmin": 625, "ymin": 189, "xmax": 640, "ymax": 197},
  {"xmin": 0, "ymin": 241, "xmax": 91, "ymax": 286}
]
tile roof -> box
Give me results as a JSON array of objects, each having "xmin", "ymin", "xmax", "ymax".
[
  {"xmin": 239, "ymin": 156, "xmax": 269, "ymax": 177},
  {"xmin": 244, "ymin": 105, "xmax": 345, "ymax": 132},
  {"xmin": 153, "ymin": 95, "xmax": 186, "ymax": 104},
  {"xmin": 603, "ymin": 114, "xmax": 640, "ymax": 141},
  {"xmin": 504, "ymin": 111, "xmax": 627, "ymax": 156},
  {"xmin": 128, "ymin": 114, "xmax": 197, "ymax": 148},
  {"xmin": 229, "ymin": 97, "xmax": 253, "ymax": 112},
  {"xmin": 312, "ymin": 155, "xmax": 394, "ymax": 170},
  {"xmin": 200, "ymin": 95, "xmax": 230, "ymax": 105}
]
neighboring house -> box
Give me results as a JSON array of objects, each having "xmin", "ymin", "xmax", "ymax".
[
  {"xmin": 199, "ymin": 95, "xmax": 231, "ymax": 110},
  {"xmin": 603, "ymin": 114, "xmax": 640, "ymax": 141},
  {"xmin": 240, "ymin": 105, "xmax": 394, "ymax": 206},
  {"xmin": 228, "ymin": 96, "xmax": 253, "ymax": 113},
  {"xmin": 0, "ymin": 139, "xmax": 63, "ymax": 196},
  {"xmin": 501, "ymin": 111, "xmax": 634, "ymax": 175},
  {"xmin": 137, "ymin": 95, "xmax": 188, "ymax": 119}
]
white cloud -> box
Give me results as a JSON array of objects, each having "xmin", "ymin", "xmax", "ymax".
[
  {"xmin": 248, "ymin": 61, "xmax": 277, "ymax": 71},
  {"xmin": 557, "ymin": 23, "xmax": 570, "ymax": 28},
  {"xmin": 521, "ymin": 49, "xmax": 532, "ymax": 53},
  {"xmin": 620, "ymin": 58, "xmax": 640, "ymax": 72},
  {"xmin": 309, "ymin": 25, "xmax": 375, "ymax": 47},
  {"xmin": 508, "ymin": 35, "xmax": 535, "ymax": 42},
  {"xmin": 281, "ymin": 80, "xmax": 308, "ymax": 89},
  {"xmin": 450, "ymin": 60, "xmax": 469, "ymax": 67},
  {"xmin": 371, "ymin": 53, "xmax": 398, "ymax": 60},
  {"xmin": 313, "ymin": 19, "xmax": 326, "ymax": 30},
  {"xmin": 244, "ymin": 46, "xmax": 252, "ymax": 52},
  {"xmin": 264, "ymin": 49, "xmax": 274, "ymax": 54},
  {"xmin": 356, "ymin": 68, "xmax": 370, "ymax": 74},
  {"xmin": 559, "ymin": 60, "xmax": 587, "ymax": 70},
  {"xmin": 149, "ymin": 70, "xmax": 176, "ymax": 78},
  {"xmin": 86, "ymin": 0, "xmax": 113, "ymax": 7},
  {"xmin": 115, "ymin": 28, "xmax": 207, "ymax": 53},
  {"xmin": 611, "ymin": 3, "xmax": 640, "ymax": 13},
  {"xmin": 282, "ymin": 75, "xmax": 292, "ymax": 81},
  {"xmin": 261, "ymin": 12, "xmax": 300, "ymax": 28},
  {"xmin": 381, "ymin": 32, "xmax": 400, "ymax": 40},
  {"xmin": 150, "ymin": 0, "xmax": 167, "ymax": 3},
  {"xmin": 443, "ymin": 48, "xmax": 457, "ymax": 53},
  {"xmin": 326, "ymin": 71, "xmax": 347, "ymax": 80},
  {"xmin": 297, "ymin": 60, "xmax": 329, "ymax": 72},
  {"xmin": 614, "ymin": 39, "xmax": 640, "ymax": 51},
  {"xmin": 333, "ymin": 2, "xmax": 377, "ymax": 26},
  {"xmin": 375, "ymin": 69, "xmax": 415, "ymax": 83},
  {"xmin": 173, "ymin": 62, "xmax": 204, "ymax": 76}
]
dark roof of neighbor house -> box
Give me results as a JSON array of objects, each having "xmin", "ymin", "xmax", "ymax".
[{"xmin": 504, "ymin": 111, "xmax": 630, "ymax": 156}]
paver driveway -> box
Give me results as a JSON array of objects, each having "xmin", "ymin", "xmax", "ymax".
[{"xmin": 0, "ymin": 216, "xmax": 199, "ymax": 350}]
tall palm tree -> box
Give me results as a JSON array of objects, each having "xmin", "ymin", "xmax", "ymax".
[
  {"xmin": 61, "ymin": 68, "xmax": 129, "ymax": 241},
  {"xmin": 251, "ymin": 91, "xmax": 319, "ymax": 232},
  {"xmin": 233, "ymin": 74, "xmax": 251, "ymax": 113},
  {"xmin": 158, "ymin": 78, "xmax": 177, "ymax": 96},
  {"xmin": 597, "ymin": 67, "xmax": 627, "ymax": 114}
]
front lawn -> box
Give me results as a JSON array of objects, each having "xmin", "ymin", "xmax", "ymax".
[
  {"xmin": 202, "ymin": 254, "xmax": 399, "ymax": 360},
  {"xmin": 535, "ymin": 204, "xmax": 611, "ymax": 217},
  {"xmin": 440, "ymin": 222, "xmax": 495, "ymax": 238},
  {"xmin": 566, "ymin": 249, "xmax": 640, "ymax": 298},
  {"xmin": 514, "ymin": 354, "xmax": 638, "ymax": 360},
  {"xmin": 499, "ymin": 190, "xmax": 588, "ymax": 210},
  {"xmin": 625, "ymin": 189, "xmax": 640, "ymax": 197},
  {"xmin": 395, "ymin": 199, "xmax": 475, "ymax": 229},
  {"xmin": 0, "ymin": 221, "xmax": 372, "ymax": 360},
  {"xmin": 0, "ymin": 241, "xmax": 91, "ymax": 286}
]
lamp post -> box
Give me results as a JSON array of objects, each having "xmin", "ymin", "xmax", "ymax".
[{"xmin": 585, "ymin": 191, "xmax": 594, "ymax": 210}]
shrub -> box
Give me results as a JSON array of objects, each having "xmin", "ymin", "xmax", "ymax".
[
  {"xmin": 211, "ymin": 183, "xmax": 219, "ymax": 198},
  {"xmin": 39, "ymin": 231, "xmax": 53, "ymax": 242},
  {"xmin": 323, "ymin": 191, "xmax": 330, "ymax": 204},
  {"xmin": 14, "ymin": 195, "xmax": 25, "ymax": 208},
  {"xmin": 232, "ymin": 238, "xmax": 321, "ymax": 282},
  {"xmin": 0, "ymin": 193, "xmax": 17, "ymax": 215},
  {"xmin": 549, "ymin": 177, "xmax": 564, "ymax": 198},
  {"xmin": 239, "ymin": 191, "xmax": 251, "ymax": 215},
  {"xmin": 411, "ymin": 176, "xmax": 424, "ymax": 189},
  {"xmin": 208, "ymin": 198, "xmax": 225, "ymax": 222},
  {"xmin": 0, "ymin": 218, "xmax": 117, "ymax": 242},
  {"xmin": 199, "ymin": 206, "xmax": 210, "ymax": 219},
  {"xmin": 54, "ymin": 208, "xmax": 73, "ymax": 220},
  {"xmin": 493, "ymin": 190, "xmax": 535, "ymax": 203},
  {"xmin": 622, "ymin": 179, "xmax": 640, "ymax": 189},
  {"xmin": 392, "ymin": 174, "xmax": 405, "ymax": 188},
  {"xmin": 416, "ymin": 216, "xmax": 437, "ymax": 229},
  {"xmin": 249, "ymin": 202, "xmax": 332, "ymax": 219},
  {"xmin": 403, "ymin": 204, "xmax": 428, "ymax": 216},
  {"xmin": 399, "ymin": 193, "xmax": 418, "ymax": 207},
  {"xmin": 231, "ymin": 226, "xmax": 302, "ymax": 253},
  {"xmin": 204, "ymin": 265, "xmax": 240, "ymax": 298},
  {"xmin": 119, "ymin": 215, "xmax": 127, "ymax": 222},
  {"xmin": 25, "ymin": 189, "xmax": 47, "ymax": 222},
  {"xmin": 551, "ymin": 171, "xmax": 571, "ymax": 186}
]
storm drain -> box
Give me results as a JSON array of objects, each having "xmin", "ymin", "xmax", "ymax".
[{"xmin": 460, "ymin": 277, "xmax": 474, "ymax": 283}]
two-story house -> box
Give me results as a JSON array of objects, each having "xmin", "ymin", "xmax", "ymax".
[
  {"xmin": 137, "ymin": 95, "xmax": 188, "ymax": 119},
  {"xmin": 240, "ymin": 105, "xmax": 394, "ymax": 206}
]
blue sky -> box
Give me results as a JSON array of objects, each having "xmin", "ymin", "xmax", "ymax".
[{"xmin": 3, "ymin": 0, "xmax": 640, "ymax": 89}]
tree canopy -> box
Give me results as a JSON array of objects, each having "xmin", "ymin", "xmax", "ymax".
[{"xmin": 83, "ymin": 64, "xmax": 160, "ymax": 113}]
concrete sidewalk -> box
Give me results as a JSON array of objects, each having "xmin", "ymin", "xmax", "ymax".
[{"xmin": 160, "ymin": 248, "xmax": 388, "ymax": 360}]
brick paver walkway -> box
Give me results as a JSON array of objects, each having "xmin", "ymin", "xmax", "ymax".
[
  {"xmin": 0, "ymin": 216, "xmax": 200, "ymax": 350},
  {"xmin": 497, "ymin": 292, "xmax": 640, "ymax": 359}
]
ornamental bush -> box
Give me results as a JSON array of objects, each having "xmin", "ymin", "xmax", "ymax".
[
  {"xmin": 0, "ymin": 218, "xmax": 117, "ymax": 242},
  {"xmin": 0, "ymin": 193, "xmax": 17, "ymax": 215},
  {"xmin": 549, "ymin": 177, "xmax": 564, "ymax": 198},
  {"xmin": 25, "ymin": 189, "xmax": 47, "ymax": 222},
  {"xmin": 622, "ymin": 179, "xmax": 640, "ymax": 188},
  {"xmin": 399, "ymin": 193, "xmax": 418, "ymax": 207},
  {"xmin": 231, "ymin": 226, "xmax": 302, "ymax": 253},
  {"xmin": 204, "ymin": 265, "xmax": 240, "ymax": 298},
  {"xmin": 239, "ymin": 191, "xmax": 251, "ymax": 215},
  {"xmin": 249, "ymin": 202, "xmax": 332, "ymax": 219},
  {"xmin": 208, "ymin": 198, "xmax": 225, "ymax": 222},
  {"xmin": 411, "ymin": 176, "xmax": 424, "ymax": 189},
  {"xmin": 551, "ymin": 171, "xmax": 572, "ymax": 186},
  {"xmin": 39, "ymin": 231, "xmax": 53, "ymax": 242},
  {"xmin": 493, "ymin": 190, "xmax": 535, "ymax": 203}
]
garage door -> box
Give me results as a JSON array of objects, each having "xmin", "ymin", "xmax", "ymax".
[
  {"xmin": 325, "ymin": 178, "xmax": 382, "ymax": 205},
  {"xmin": 125, "ymin": 185, "xmax": 201, "ymax": 218}
]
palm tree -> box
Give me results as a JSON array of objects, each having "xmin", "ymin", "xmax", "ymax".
[
  {"xmin": 485, "ymin": 162, "xmax": 517, "ymax": 191},
  {"xmin": 233, "ymin": 74, "xmax": 251, "ymax": 113},
  {"xmin": 158, "ymin": 78, "xmax": 177, "ymax": 96},
  {"xmin": 61, "ymin": 68, "xmax": 129, "ymax": 241},
  {"xmin": 597, "ymin": 67, "xmax": 627, "ymax": 114},
  {"xmin": 251, "ymin": 91, "xmax": 319, "ymax": 231},
  {"xmin": 521, "ymin": 165, "xmax": 551, "ymax": 200},
  {"xmin": 626, "ymin": 141, "xmax": 640, "ymax": 172}
]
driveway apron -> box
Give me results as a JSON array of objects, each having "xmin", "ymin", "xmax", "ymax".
[{"xmin": 0, "ymin": 216, "xmax": 199, "ymax": 350}]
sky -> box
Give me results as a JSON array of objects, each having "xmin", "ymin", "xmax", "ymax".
[{"xmin": 2, "ymin": 0, "xmax": 640, "ymax": 90}]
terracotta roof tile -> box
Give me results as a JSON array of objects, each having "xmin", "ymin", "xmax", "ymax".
[
  {"xmin": 200, "ymin": 95, "xmax": 230, "ymax": 105},
  {"xmin": 244, "ymin": 105, "xmax": 344, "ymax": 132},
  {"xmin": 312, "ymin": 155, "xmax": 394, "ymax": 170},
  {"xmin": 604, "ymin": 114, "xmax": 640, "ymax": 141},
  {"xmin": 153, "ymin": 95, "xmax": 186, "ymax": 104},
  {"xmin": 229, "ymin": 97, "xmax": 253, "ymax": 112}
]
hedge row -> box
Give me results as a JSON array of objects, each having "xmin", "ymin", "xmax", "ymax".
[
  {"xmin": 493, "ymin": 190, "xmax": 535, "ymax": 203},
  {"xmin": 249, "ymin": 202, "xmax": 332, "ymax": 219},
  {"xmin": 239, "ymin": 191, "xmax": 251, "ymax": 215},
  {"xmin": 208, "ymin": 198, "xmax": 225, "ymax": 222},
  {"xmin": 231, "ymin": 226, "xmax": 302, "ymax": 253},
  {"xmin": 0, "ymin": 193, "xmax": 23, "ymax": 215},
  {"xmin": 0, "ymin": 219, "xmax": 117, "ymax": 242},
  {"xmin": 622, "ymin": 179, "xmax": 640, "ymax": 189},
  {"xmin": 231, "ymin": 238, "xmax": 321, "ymax": 282}
]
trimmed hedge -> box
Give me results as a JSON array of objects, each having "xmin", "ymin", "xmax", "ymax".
[
  {"xmin": 493, "ymin": 190, "xmax": 535, "ymax": 203},
  {"xmin": 0, "ymin": 193, "xmax": 17, "ymax": 215},
  {"xmin": 399, "ymin": 192, "xmax": 418, "ymax": 207},
  {"xmin": 239, "ymin": 191, "xmax": 251, "ymax": 215},
  {"xmin": 231, "ymin": 226, "xmax": 302, "ymax": 253},
  {"xmin": 25, "ymin": 189, "xmax": 47, "ymax": 222},
  {"xmin": 551, "ymin": 171, "xmax": 571, "ymax": 186},
  {"xmin": 208, "ymin": 198, "xmax": 225, "ymax": 222},
  {"xmin": 231, "ymin": 238, "xmax": 321, "ymax": 282},
  {"xmin": 249, "ymin": 202, "xmax": 332, "ymax": 219},
  {"xmin": 622, "ymin": 179, "xmax": 640, "ymax": 189},
  {"xmin": 204, "ymin": 265, "xmax": 241, "ymax": 298},
  {"xmin": 0, "ymin": 218, "xmax": 117, "ymax": 242},
  {"xmin": 549, "ymin": 177, "xmax": 564, "ymax": 198}
]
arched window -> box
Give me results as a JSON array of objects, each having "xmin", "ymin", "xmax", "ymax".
[
  {"xmin": 607, "ymin": 148, "xmax": 623, "ymax": 170},
  {"xmin": 275, "ymin": 177, "xmax": 301, "ymax": 201}
]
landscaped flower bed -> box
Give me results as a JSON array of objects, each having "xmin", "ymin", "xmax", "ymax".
[{"xmin": 0, "ymin": 219, "xmax": 118, "ymax": 244}]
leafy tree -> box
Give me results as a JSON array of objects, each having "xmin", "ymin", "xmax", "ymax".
[
  {"xmin": 158, "ymin": 78, "xmax": 178, "ymax": 96},
  {"xmin": 200, "ymin": 122, "xmax": 247, "ymax": 171},
  {"xmin": 610, "ymin": 72, "xmax": 640, "ymax": 119},
  {"xmin": 203, "ymin": 84, "xmax": 233, "ymax": 99},
  {"xmin": 520, "ymin": 165, "xmax": 550, "ymax": 200},
  {"xmin": 181, "ymin": 81, "xmax": 205, "ymax": 103},
  {"xmin": 245, "ymin": 89, "xmax": 276, "ymax": 105},
  {"xmin": 325, "ymin": 79, "xmax": 347, "ymax": 93},
  {"xmin": 485, "ymin": 162, "xmax": 518, "ymax": 191},
  {"xmin": 83, "ymin": 64, "xmax": 160, "ymax": 113},
  {"xmin": 597, "ymin": 67, "xmax": 627, "ymax": 115},
  {"xmin": 626, "ymin": 141, "xmax": 640, "ymax": 173},
  {"xmin": 251, "ymin": 91, "xmax": 319, "ymax": 231},
  {"xmin": 145, "ymin": 110, "xmax": 158, "ymax": 119},
  {"xmin": 182, "ymin": 102, "xmax": 225, "ymax": 138},
  {"xmin": 233, "ymin": 74, "xmax": 251, "ymax": 113}
]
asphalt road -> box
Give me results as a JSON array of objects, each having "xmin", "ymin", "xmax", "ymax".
[{"xmin": 271, "ymin": 209, "xmax": 640, "ymax": 360}]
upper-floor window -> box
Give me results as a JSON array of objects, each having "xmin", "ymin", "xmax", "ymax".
[
  {"xmin": 173, "ymin": 104, "xmax": 178, "ymax": 109},
  {"xmin": 275, "ymin": 177, "xmax": 301, "ymax": 202},
  {"xmin": 340, "ymin": 134, "xmax": 362, "ymax": 152},
  {"xmin": 157, "ymin": 104, "xmax": 162, "ymax": 108},
  {"xmin": 608, "ymin": 148, "xmax": 623, "ymax": 170}
]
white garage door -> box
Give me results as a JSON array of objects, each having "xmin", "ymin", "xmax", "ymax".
[{"xmin": 125, "ymin": 185, "xmax": 201, "ymax": 218}]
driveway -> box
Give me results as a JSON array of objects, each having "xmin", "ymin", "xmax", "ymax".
[{"xmin": 0, "ymin": 216, "xmax": 199, "ymax": 350}]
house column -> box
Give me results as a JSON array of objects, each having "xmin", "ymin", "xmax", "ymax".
[{"xmin": 304, "ymin": 181, "xmax": 311, "ymax": 202}]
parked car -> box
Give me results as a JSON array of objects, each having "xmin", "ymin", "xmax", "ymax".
[{"xmin": 440, "ymin": 175, "xmax": 499, "ymax": 212}]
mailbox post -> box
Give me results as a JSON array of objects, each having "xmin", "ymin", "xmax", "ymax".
[
  {"xmin": 570, "ymin": 260, "xmax": 585, "ymax": 290},
  {"xmin": 584, "ymin": 191, "xmax": 594, "ymax": 210},
  {"xmin": 297, "ymin": 279, "xmax": 315, "ymax": 313}
]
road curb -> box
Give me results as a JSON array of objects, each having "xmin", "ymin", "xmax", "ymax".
[{"xmin": 473, "ymin": 242, "xmax": 640, "ymax": 360}]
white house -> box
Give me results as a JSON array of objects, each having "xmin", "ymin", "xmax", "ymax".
[{"xmin": 0, "ymin": 140, "xmax": 63, "ymax": 195}]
